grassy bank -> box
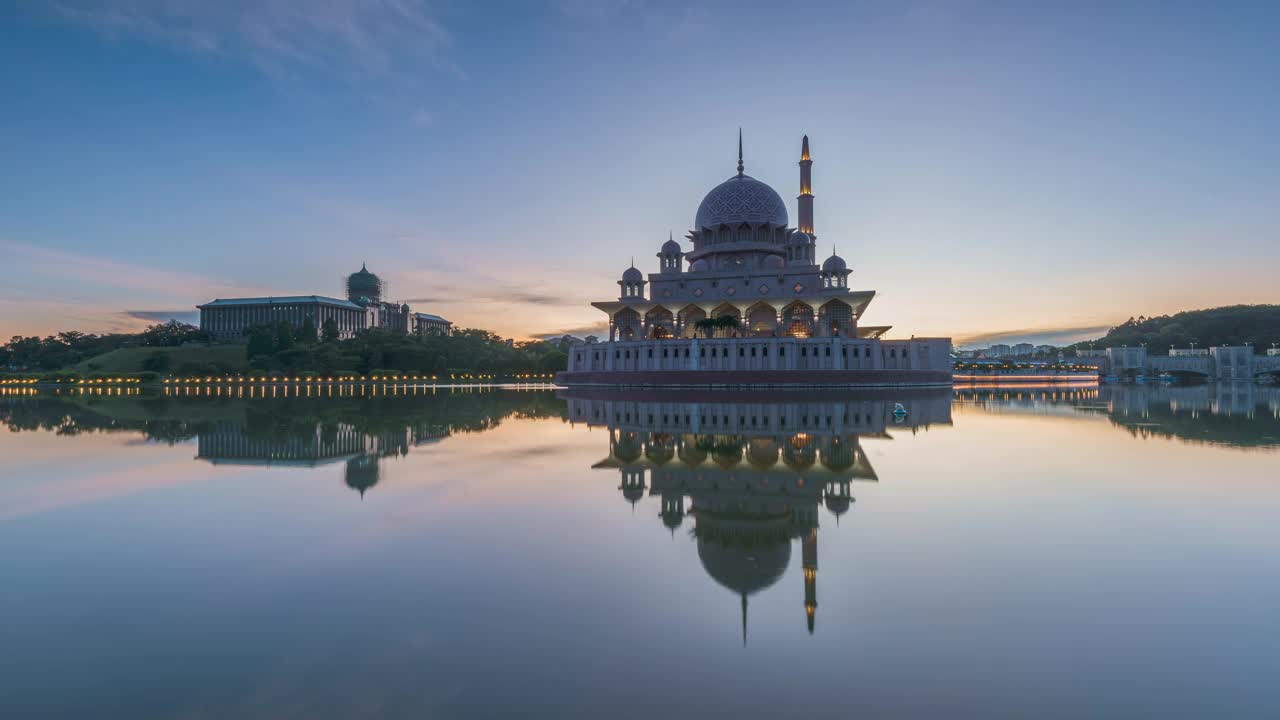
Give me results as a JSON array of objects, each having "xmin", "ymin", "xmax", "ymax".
[{"xmin": 73, "ymin": 345, "xmax": 248, "ymax": 373}]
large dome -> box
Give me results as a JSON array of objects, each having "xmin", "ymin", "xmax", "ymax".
[
  {"xmin": 346, "ymin": 263, "xmax": 383, "ymax": 304},
  {"xmin": 695, "ymin": 174, "xmax": 789, "ymax": 229},
  {"xmin": 697, "ymin": 534, "xmax": 792, "ymax": 596}
]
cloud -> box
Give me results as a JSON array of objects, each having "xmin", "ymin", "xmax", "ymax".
[
  {"xmin": 402, "ymin": 287, "xmax": 574, "ymax": 308},
  {"xmin": 0, "ymin": 239, "xmax": 259, "ymax": 301},
  {"xmin": 955, "ymin": 324, "xmax": 1114, "ymax": 348},
  {"xmin": 49, "ymin": 1, "xmax": 462, "ymax": 100},
  {"xmin": 122, "ymin": 310, "xmax": 201, "ymax": 325},
  {"xmin": 537, "ymin": 322, "xmax": 610, "ymax": 340}
]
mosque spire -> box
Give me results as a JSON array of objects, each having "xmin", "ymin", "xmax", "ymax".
[
  {"xmin": 741, "ymin": 593, "xmax": 749, "ymax": 647},
  {"xmin": 737, "ymin": 128, "xmax": 744, "ymax": 175},
  {"xmin": 798, "ymin": 134, "xmax": 815, "ymax": 235}
]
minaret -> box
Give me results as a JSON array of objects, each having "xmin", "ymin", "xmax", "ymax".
[
  {"xmin": 798, "ymin": 135, "xmax": 814, "ymax": 235},
  {"xmin": 803, "ymin": 527, "xmax": 818, "ymax": 634}
]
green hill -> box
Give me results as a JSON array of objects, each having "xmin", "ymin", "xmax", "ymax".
[
  {"xmin": 1077, "ymin": 305, "xmax": 1280, "ymax": 352},
  {"xmin": 75, "ymin": 345, "xmax": 247, "ymax": 374}
]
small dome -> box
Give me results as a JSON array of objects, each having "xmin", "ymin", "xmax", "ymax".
[
  {"xmin": 789, "ymin": 231, "xmax": 811, "ymax": 246},
  {"xmin": 696, "ymin": 174, "xmax": 789, "ymax": 229},
  {"xmin": 690, "ymin": 258, "xmax": 710, "ymax": 272},
  {"xmin": 622, "ymin": 266, "xmax": 644, "ymax": 283},
  {"xmin": 401, "ymin": 303, "xmax": 410, "ymax": 312},
  {"xmin": 822, "ymin": 254, "xmax": 847, "ymax": 273},
  {"xmin": 825, "ymin": 495, "xmax": 852, "ymax": 516},
  {"xmin": 661, "ymin": 238, "xmax": 682, "ymax": 255},
  {"xmin": 762, "ymin": 254, "xmax": 785, "ymax": 269}
]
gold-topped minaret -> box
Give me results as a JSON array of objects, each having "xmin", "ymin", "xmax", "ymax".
[{"xmin": 798, "ymin": 135, "xmax": 815, "ymax": 235}]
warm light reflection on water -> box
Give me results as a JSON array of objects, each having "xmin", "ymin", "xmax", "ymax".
[{"xmin": 0, "ymin": 384, "xmax": 1277, "ymax": 718}]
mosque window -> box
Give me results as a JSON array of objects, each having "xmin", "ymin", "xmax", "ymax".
[
  {"xmin": 793, "ymin": 283, "xmax": 805, "ymax": 293},
  {"xmin": 725, "ymin": 286, "xmax": 736, "ymax": 296},
  {"xmin": 758, "ymin": 284, "xmax": 769, "ymax": 294},
  {"xmin": 693, "ymin": 288, "xmax": 704, "ymax": 297}
]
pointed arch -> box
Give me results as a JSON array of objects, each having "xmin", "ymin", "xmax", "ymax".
[
  {"xmin": 781, "ymin": 301, "xmax": 815, "ymax": 338},
  {"xmin": 744, "ymin": 301, "xmax": 777, "ymax": 337}
]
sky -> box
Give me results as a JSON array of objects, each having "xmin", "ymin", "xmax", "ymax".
[{"xmin": 1, "ymin": 1, "xmax": 1277, "ymax": 347}]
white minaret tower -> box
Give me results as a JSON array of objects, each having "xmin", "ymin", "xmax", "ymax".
[{"xmin": 798, "ymin": 135, "xmax": 815, "ymax": 236}]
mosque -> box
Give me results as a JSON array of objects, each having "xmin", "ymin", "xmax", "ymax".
[{"xmin": 558, "ymin": 133, "xmax": 952, "ymax": 386}]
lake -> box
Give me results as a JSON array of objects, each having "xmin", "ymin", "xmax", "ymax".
[{"xmin": 1, "ymin": 383, "xmax": 1278, "ymax": 718}]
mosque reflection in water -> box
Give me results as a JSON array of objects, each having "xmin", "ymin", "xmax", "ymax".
[{"xmin": 567, "ymin": 389, "xmax": 953, "ymax": 640}]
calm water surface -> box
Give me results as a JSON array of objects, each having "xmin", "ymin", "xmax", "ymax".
[{"xmin": 1, "ymin": 383, "xmax": 1278, "ymax": 719}]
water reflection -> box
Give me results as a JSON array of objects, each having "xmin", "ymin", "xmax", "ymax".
[
  {"xmin": 566, "ymin": 388, "xmax": 952, "ymax": 641},
  {"xmin": 0, "ymin": 388, "xmax": 567, "ymax": 498},
  {"xmin": 956, "ymin": 382, "xmax": 1280, "ymax": 449}
]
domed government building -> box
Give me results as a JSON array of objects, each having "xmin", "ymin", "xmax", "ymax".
[
  {"xmin": 557, "ymin": 133, "xmax": 952, "ymax": 387},
  {"xmin": 198, "ymin": 263, "xmax": 451, "ymax": 341}
]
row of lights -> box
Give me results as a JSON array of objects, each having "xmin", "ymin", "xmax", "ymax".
[
  {"xmin": 5, "ymin": 373, "xmax": 556, "ymax": 385},
  {"xmin": 0, "ymin": 377, "xmax": 143, "ymax": 385},
  {"xmin": 162, "ymin": 373, "xmax": 554, "ymax": 384}
]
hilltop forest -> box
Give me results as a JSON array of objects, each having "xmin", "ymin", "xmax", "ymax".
[{"xmin": 1073, "ymin": 305, "xmax": 1280, "ymax": 353}]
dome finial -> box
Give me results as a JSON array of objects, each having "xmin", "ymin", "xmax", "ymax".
[{"xmin": 737, "ymin": 128, "xmax": 744, "ymax": 175}]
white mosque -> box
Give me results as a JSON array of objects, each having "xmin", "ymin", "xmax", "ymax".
[{"xmin": 558, "ymin": 133, "xmax": 952, "ymax": 387}]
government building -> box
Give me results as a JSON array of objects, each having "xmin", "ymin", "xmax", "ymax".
[
  {"xmin": 198, "ymin": 263, "xmax": 451, "ymax": 341},
  {"xmin": 557, "ymin": 133, "xmax": 952, "ymax": 386}
]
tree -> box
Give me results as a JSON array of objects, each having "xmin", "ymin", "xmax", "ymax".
[
  {"xmin": 246, "ymin": 325, "xmax": 275, "ymax": 359},
  {"xmin": 538, "ymin": 351, "xmax": 568, "ymax": 373},
  {"xmin": 322, "ymin": 318, "xmax": 339, "ymax": 343},
  {"xmin": 275, "ymin": 321, "xmax": 295, "ymax": 351},
  {"xmin": 299, "ymin": 317, "xmax": 317, "ymax": 344}
]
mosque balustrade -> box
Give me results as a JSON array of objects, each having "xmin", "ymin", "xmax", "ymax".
[{"xmin": 566, "ymin": 336, "xmax": 952, "ymax": 374}]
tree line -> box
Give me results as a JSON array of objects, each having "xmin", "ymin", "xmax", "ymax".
[
  {"xmin": 1068, "ymin": 305, "xmax": 1280, "ymax": 354},
  {"xmin": 2, "ymin": 320, "xmax": 570, "ymax": 376}
]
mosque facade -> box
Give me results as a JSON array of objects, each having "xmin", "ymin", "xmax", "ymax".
[{"xmin": 558, "ymin": 134, "xmax": 951, "ymax": 386}]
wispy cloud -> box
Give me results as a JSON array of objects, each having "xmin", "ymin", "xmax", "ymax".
[
  {"xmin": 955, "ymin": 324, "xmax": 1114, "ymax": 348},
  {"xmin": 50, "ymin": 1, "xmax": 462, "ymax": 100},
  {"xmin": 0, "ymin": 239, "xmax": 259, "ymax": 301},
  {"xmin": 403, "ymin": 288, "xmax": 569, "ymax": 308},
  {"xmin": 537, "ymin": 322, "xmax": 610, "ymax": 340},
  {"xmin": 122, "ymin": 309, "xmax": 201, "ymax": 324}
]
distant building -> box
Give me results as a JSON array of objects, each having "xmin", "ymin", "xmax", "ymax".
[
  {"xmin": 985, "ymin": 344, "xmax": 1012, "ymax": 358},
  {"xmin": 1034, "ymin": 344, "xmax": 1055, "ymax": 356},
  {"xmin": 1012, "ymin": 343, "xmax": 1035, "ymax": 356},
  {"xmin": 198, "ymin": 263, "xmax": 450, "ymax": 342},
  {"xmin": 413, "ymin": 313, "xmax": 452, "ymax": 336},
  {"xmin": 1268, "ymin": 347, "xmax": 1280, "ymax": 357},
  {"xmin": 1106, "ymin": 346, "xmax": 1147, "ymax": 370},
  {"xmin": 198, "ymin": 296, "xmax": 366, "ymax": 341}
]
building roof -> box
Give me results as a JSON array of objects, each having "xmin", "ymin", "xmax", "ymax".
[
  {"xmin": 199, "ymin": 295, "xmax": 363, "ymax": 310},
  {"xmin": 695, "ymin": 174, "xmax": 789, "ymax": 229},
  {"xmin": 413, "ymin": 312, "xmax": 451, "ymax": 323}
]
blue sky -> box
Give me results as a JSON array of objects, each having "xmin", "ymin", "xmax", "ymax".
[{"xmin": 2, "ymin": 1, "xmax": 1277, "ymax": 345}]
